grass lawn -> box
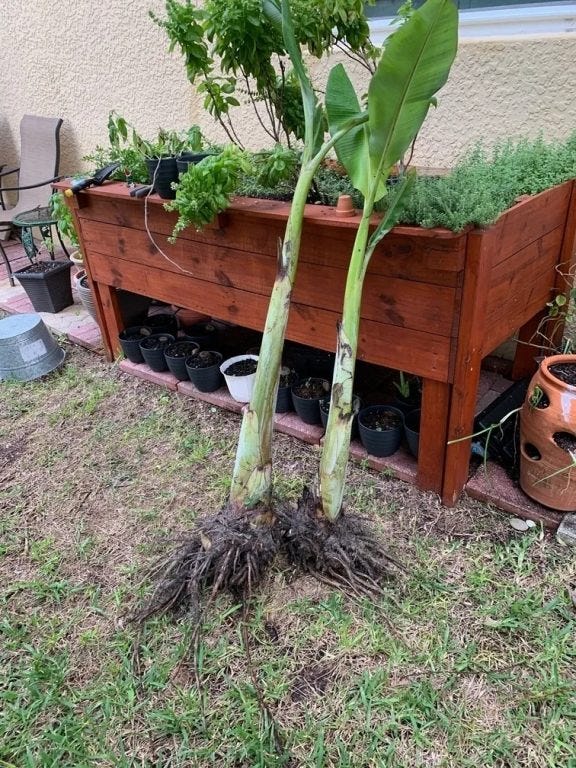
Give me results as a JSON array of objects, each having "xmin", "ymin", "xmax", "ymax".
[{"xmin": 1, "ymin": 342, "xmax": 575, "ymax": 767}]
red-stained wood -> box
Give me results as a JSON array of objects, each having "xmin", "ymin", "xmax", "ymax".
[
  {"xmin": 55, "ymin": 179, "xmax": 575, "ymax": 506},
  {"xmin": 417, "ymin": 378, "xmax": 451, "ymax": 494},
  {"xmin": 442, "ymin": 227, "xmax": 494, "ymax": 505}
]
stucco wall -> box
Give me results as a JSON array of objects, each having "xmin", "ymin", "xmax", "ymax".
[{"xmin": 1, "ymin": 2, "xmax": 575, "ymax": 175}]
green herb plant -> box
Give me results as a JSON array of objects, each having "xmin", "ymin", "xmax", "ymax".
[{"xmin": 151, "ymin": 0, "xmax": 379, "ymax": 148}]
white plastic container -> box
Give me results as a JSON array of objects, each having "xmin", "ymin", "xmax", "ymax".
[{"xmin": 220, "ymin": 354, "xmax": 259, "ymax": 402}]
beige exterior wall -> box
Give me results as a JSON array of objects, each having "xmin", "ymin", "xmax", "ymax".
[{"xmin": 1, "ymin": 2, "xmax": 575, "ymax": 174}]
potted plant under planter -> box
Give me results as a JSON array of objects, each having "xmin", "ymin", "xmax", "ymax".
[
  {"xmin": 291, "ymin": 377, "xmax": 330, "ymax": 425},
  {"xmin": 185, "ymin": 349, "xmax": 224, "ymax": 392},
  {"xmin": 519, "ymin": 354, "xmax": 576, "ymax": 511},
  {"xmin": 404, "ymin": 408, "xmax": 421, "ymax": 458},
  {"xmin": 276, "ymin": 366, "xmax": 298, "ymax": 413},
  {"xmin": 164, "ymin": 340, "xmax": 199, "ymax": 380},
  {"xmin": 139, "ymin": 333, "xmax": 175, "ymax": 372},
  {"xmin": 357, "ymin": 405, "xmax": 404, "ymax": 458},
  {"xmin": 220, "ymin": 354, "xmax": 259, "ymax": 402},
  {"xmin": 118, "ymin": 325, "xmax": 152, "ymax": 364},
  {"xmin": 14, "ymin": 260, "xmax": 73, "ymax": 314}
]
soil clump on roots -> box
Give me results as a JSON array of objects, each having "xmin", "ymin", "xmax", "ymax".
[
  {"xmin": 277, "ymin": 488, "xmax": 401, "ymax": 597},
  {"xmin": 131, "ymin": 507, "xmax": 281, "ymax": 625}
]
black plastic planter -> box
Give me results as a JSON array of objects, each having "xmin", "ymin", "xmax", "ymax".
[
  {"xmin": 358, "ymin": 405, "xmax": 404, "ymax": 457},
  {"xmin": 146, "ymin": 157, "xmax": 178, "ymax": 200},
  {"xmin": 276, "ymin": 369, "xmax": 298, "ymax": 413},
  {"xmin": 180, "ymin": 321, "xmax": 218, "ymax": 348},
  {"xmin": 14, "ymin": 260, "xmax": 73, "ymax": 313},
  {"xmin": 404, "ymin": 408, "xmax": 421, "ymax": 458},
  {"xmin": 319, "ymin": 394, "xmax": 361, "ymax": 439},
  {"xmin": 164, "ymin": 340, "xmax": 199, "ymax": 380},
  {"xmin": 291, "ymin": 377, "xmax": 330, "ymax": 425},
  {"xmin": 145, "ymin": 313, "xmax": 179, "ymax": 336},
  {"xmin": 176, "ymin": 152, "xmax": 212, "ymax": 175},
  {"xmin": 139, "ymin": 333, "xmax": 175, "ymax": 372},
  {"xmin": 185, "ymin": 350, "xmax": 223, "ymax": 392},
  {"xmin": 118, "ymin": 325, "xmax": 152, "ymax": 364}
]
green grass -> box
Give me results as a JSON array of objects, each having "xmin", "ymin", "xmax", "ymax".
[{"xmin": 1, "ymin": 345, "xmax": 575, "ymax": 766}]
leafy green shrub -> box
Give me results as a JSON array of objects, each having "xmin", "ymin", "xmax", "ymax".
[
  {"xmin": 399, "ymin": 134, "xmax": 576, "ymax": 231},
  {"xmin": 165, "ymin": 145, "xmax": 251, "ymax": 237}
]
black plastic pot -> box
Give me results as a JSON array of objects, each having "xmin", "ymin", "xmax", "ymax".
[
  {"xmin": 139, "ymin": 333, "xmax": 175, "ymax": 372},
  {"xmin": 180, "ymin": 321, "xmax": 219, "ymax": 348},
  {"xmin": 176, "ymin": 152, "xmax": 212, "ymax": 175},
  {"xmin": 14, "ymin": 260, "xmax": 73, "ymax": 313},
  {"xmin": 146, "ymin": 157, "xmax": 178, "ymax": 200},
  {"xmin": 404, "ymin": 408, "xmax": 421, "ymax": 458},
  {"xmin": 118, "ymin": 326, "xmax": 152, "ymax": 364},
  {"xmin": 164, "ymin": 340, "xmax": 199, "ymax": 381},
  {"xmin": 291, "ymin": 377, "xmax": 330, "ymax": 425},
  {"xmin": 145, "ymin": 313, "xmax": 179, "ymax": 336},
  {"xmin": 319, "ymin": 394, "xmax": 361, "ymax": 439},
  {"xmin": 276, "ymin": 368, "xmax": 298, "ymax": 413},
  {"xmin": 358, "ymin": 405, "xmax": 404, "ymax": 457},
  {"xmin": 185, "ymin": 350, "xmax": 223, "ymax": 392}
]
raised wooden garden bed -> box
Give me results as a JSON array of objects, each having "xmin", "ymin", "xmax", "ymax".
[{"xmin": 59, "ymin": 180, "xmax": 576, "ymax": 506}]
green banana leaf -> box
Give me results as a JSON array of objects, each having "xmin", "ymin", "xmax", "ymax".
[{"xmin": 327, "ymin": 0, "xmax": 458, "ymax": 201}]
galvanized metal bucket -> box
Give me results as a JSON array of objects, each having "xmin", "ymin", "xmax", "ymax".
[{"xmin": 0, "ymin": 313, "xmax": 65, "ymax": 381}]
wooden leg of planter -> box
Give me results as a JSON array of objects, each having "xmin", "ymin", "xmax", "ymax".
[
  {"xmin": 92, "ymin": 282, "xmax": 123, "ymax": 361},
  {"xmin": 416, "ymin": 378, "xmax": 450, "ymax": 495},
  {"xmin": 511, "ymin": 311, "xmax": 546, "ymax": 380},
  {"xmin": 442, "ymin": 353, "xmax": 483, "ymax": 506}
]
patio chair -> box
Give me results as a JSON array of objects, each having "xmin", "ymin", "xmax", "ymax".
[{"xmin": 0, "ymin": 115, "xmax": 63, "ymax": 284}]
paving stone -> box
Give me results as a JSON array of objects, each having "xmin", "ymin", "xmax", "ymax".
[
  {"xmin": 119, "ymin": 359, "xmax": 179, "ymax": 391},
  {"xmin": 177, "ymin": 380, "xmax": 244, "ymax": 413}
]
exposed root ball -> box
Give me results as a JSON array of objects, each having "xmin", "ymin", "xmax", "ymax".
[
  {"xmin": 131, "ymin": 508, "xmax": 280, "ymax": 624},
  {"xmin": 277, "ymin": 489, "xmax": 401, "ymax": 597}
]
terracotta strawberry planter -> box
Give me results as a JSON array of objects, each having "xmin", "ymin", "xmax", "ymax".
[{"xmin": 520, "ymin": 354, "xmax": 576, "ymax": 511}]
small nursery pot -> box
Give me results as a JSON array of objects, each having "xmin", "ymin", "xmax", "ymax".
[
  {"xmin": 164, "ymin": 340, "xmax": 200, "ymax": 381},
  {"xmin": 276, "ymin": 367, "xmax": 298, "ymax": 413},
  {"xmin": 176, "ymin": 152, "xmax": 212, "ymax": 175},
  {"xmin": 358, "ymin": 405, "xmax": 404, "ymax": 458},
  {"xmin": 220, "ymin": 354, "xmax": 259, "ymax": 402},
  {"xmin": 145, "ymin": 312, "xmax": 179, "ymax": 336},
  {"xmin": 180, "ymin": 321, "xmax": 219, "ymax": 348},
  {"xmin": 139, "ymin": 333, "xmax": 175, "ymax": 372},
  {"xmin": 320, "ymin": 394, "xmax": 361, "ymax": 439},
  {"xmin": 291, "ymin": 377, "xmax": 330, "ymax": 425},
  {"xmin": 118, "ymin": 325, "xmax": 152, "ymax": 364},
  {"xmin": 146, "ymin": 157, "xmax": 178, "ymax": 199},
  {"xmin": 404, "ymin": 408, "xmax": 421, "ymax": 458},
  {"xmin": 185, "ymin": 350, "xmax": 223, "ymax": 392}
]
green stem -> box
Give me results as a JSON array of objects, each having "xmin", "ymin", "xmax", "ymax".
[
  {"xmin": 229, "ymin": 117, "xmax": 369, "ymax": 509},
  {"xmin": 317, "ymin": 207, "xmax": 372, "ymax": 521}
]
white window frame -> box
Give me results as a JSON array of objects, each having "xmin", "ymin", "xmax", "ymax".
[{"xmin": 368, "ymin": 2, "xmax": 576, "ymax": 41}]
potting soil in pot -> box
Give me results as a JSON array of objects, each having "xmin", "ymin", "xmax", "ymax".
[
  {"xmin": 548, "ymin": 362, "xmax": 576, "ymax": 386},
  {"xmin": 224, "ymin": 359, "xmax": 258, "ymax": 376},
  {"xmin": 292, "ymin": 378, "xmax": 329, "ymax": 400},
  {"xmin": 185, "ymin": 350, "xmax": 221, "ymax": 369},
  {"xmin": 361, "ymin": 410, "xmax": 403, "ymax": 431}
]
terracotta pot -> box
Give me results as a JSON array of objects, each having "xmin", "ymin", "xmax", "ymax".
[{"xmin": 519, "ymin": 354, "xmax": 576, "ymax": 511}]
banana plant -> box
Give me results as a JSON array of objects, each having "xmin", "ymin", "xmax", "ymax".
[
  {"xmin": 229, "ymin": 0, "xmax": 369, "ymax": 509},
  {"xmin": 317, "ymin": 0, "xmax": 458, "ymax": 520}
]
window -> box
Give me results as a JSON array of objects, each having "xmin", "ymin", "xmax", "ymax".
[{"xmin": 367, "ymin": 0, "xmax": 576, "ymax": 39}]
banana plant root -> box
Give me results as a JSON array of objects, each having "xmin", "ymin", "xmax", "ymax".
[
  {"xmin": 130, "ymin": 507, "xmax": 281, "ymax": 626},
  {"xmin": 277, "ymin": 487, "xmax": 402, "ymax": 597}
]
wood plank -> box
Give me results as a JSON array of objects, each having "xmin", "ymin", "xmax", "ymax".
[
  {"xmin": 75, "ymin": 189, "xmax": 467, "ymax": 285},
  {"xmin": 482, "ymin": 227, "xmax": 564, "ymax": 354},
  {"xmin": 81, "ymin": 221, "xmax": 458, "ymax": 337},
  {"xmin": 89, "ymin": 256, "xmax": 452, "ymax": 380},
  {"xmin": 442, "ymin": 228, "xmax": 494, "ymax": 505},
  {"xmin": 486, "ymin": 182, "xmax": 572, "ymax": 264},
  {"xmin": 416, "ymin": 378, "xmax": 451, "ymax": 494}
]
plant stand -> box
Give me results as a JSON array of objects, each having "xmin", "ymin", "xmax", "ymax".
[{"xmin": 57, "ymin": 180, "xmax": 576, "ymax": 507}]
